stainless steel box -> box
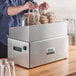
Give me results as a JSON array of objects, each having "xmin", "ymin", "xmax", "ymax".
[
  {"xmin": 8, "ymin": 36, "xmax": 68, "ymax": 68},
  {"xmin": 8, "ymin": 22, "xmax": 68, "ymax": 68}
]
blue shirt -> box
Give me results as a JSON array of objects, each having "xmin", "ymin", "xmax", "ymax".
[{"xmin": 0, "ymin": 0, "xmax": 33, "ymax": 45}]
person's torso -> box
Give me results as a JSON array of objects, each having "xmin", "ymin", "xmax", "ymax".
[{"xmin": 0, "ymin": 0, "xmax": 28, "ymax": 45}]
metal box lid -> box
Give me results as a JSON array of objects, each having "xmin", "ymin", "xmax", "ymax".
[{"xmin": 8, "ymin": 22, "xmax": 67, "ymax": 42}]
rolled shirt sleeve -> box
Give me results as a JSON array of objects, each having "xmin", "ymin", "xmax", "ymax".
[{"xmin": 0, "ymin": 1, "xmax": 10, "ymax": 16}]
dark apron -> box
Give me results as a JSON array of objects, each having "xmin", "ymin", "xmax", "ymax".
[{"xmin": 0, "ymin": 42, "xmax": 7, "ymax": 58}]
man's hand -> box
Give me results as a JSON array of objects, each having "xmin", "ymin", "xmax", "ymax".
[
  {"xmin": 24, "ymin": 1, "xmax": 38, "ymax": 10},
  {"xmin": 39, "ymin": 2, "xmax": 49, "ymax": 10}
]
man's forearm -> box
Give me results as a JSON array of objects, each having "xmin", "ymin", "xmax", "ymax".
[
  {"xmin": 7, "ymin": 5, "xmax": 25, "ymax": 16},
  {"xmin": 7, "ymin": 1, "xmax": 38, "ymax": 16}
]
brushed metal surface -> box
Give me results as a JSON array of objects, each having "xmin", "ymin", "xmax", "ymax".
[
  {"xmin": 8, "ymin": 36, "xmax": 68, "ymax": 68},
  {"xmin": 30, "ymin": 36, "xmax": 68, "ymax": 68},
  {"xmin": 8, "ymin": 38, "xmax": 30, "ymax": 68},
  {"xmin": 9, "ymin": 22, "xmax": 67, "ymax": 42}
]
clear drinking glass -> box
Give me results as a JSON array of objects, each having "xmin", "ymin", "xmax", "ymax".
[
  {"xmin": 9, "ymin": 61, "xmax": 16, "ymax": 76},
  {"xmin": 0, "ymin": 59, "xmax": 15, "ymax": 76},
  {"xmin": 4, "ymin": 63, "xmax": 11, "ymax": 76},
  {"xmin": 0, "ymin": 65, "xmax": 4, "ymax": 76}
]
